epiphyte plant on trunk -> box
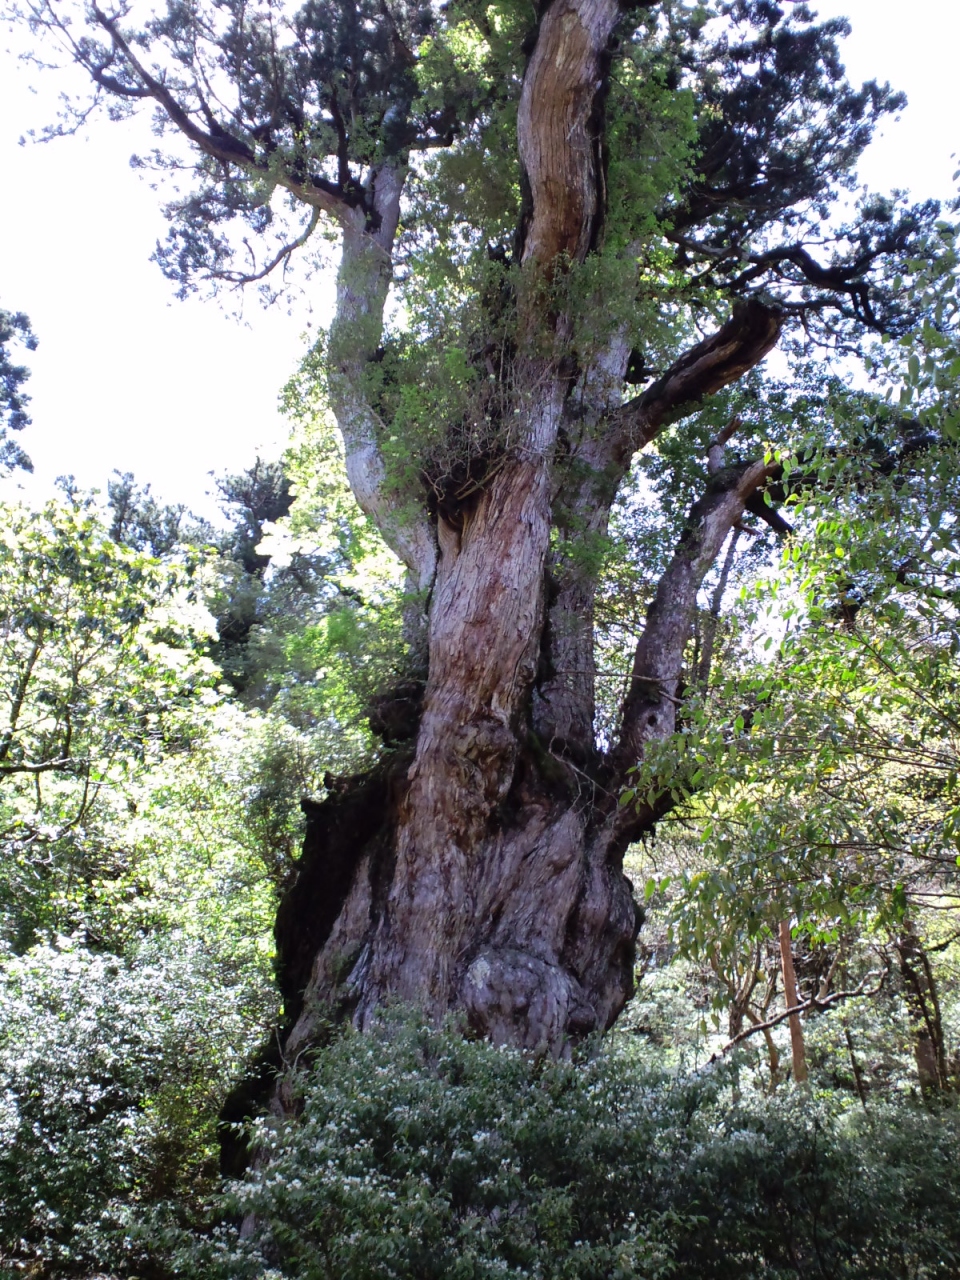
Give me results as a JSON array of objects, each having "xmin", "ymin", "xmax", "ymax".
[{"xmin": 10, "ymin": 0, "xmax": 944, "ymax": 1057}]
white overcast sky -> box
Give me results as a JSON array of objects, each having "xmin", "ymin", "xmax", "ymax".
[{"xmin": 0, "ymin": 0, "xmax": 958, "ymax": 518}]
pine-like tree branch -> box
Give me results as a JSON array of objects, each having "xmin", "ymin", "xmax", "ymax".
[{"xmin": 617, "ymin": 301, "xmax": 783, "ymax": 445}]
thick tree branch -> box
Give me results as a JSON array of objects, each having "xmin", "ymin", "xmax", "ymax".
[
  {"xmin": 667, "ymin": 210, "xmax": 936, "ymax": 337},
  {"xmin": 534, "ymin": 333, "xmax": 633, "ymax": 748},
  {"xmin": 92, "ymin": 9, "xmax": 436, "ymax": 589},
  {"xmin": 89, "ymin": 3, "xmax": 353, "ymax": 224},
  {"xmin": 616, "ymin": 300, "xmax": 783, "ymax": 445},
  {"xmin": 217, "ymin": 209, "xmax": 320, "ymax": 287},
  {"xmin": 612, "ymin": 456, "xmax": 780, "ymax": 782},
  {"xmin": 0, "ymin": 757, "xmax": 75, "ymax": 776},
  {"xmin": 0, "ymin": 634, "xmax": 44, "ymax": 764},
  {"xmin": 537, "ymin": 306, "xmax": 782, "ymax": 754},
  {"xmin": 668, "ymin": 232, "xmax": 892, "ymax": 291},
  {"xmin": 517, "ymin": 0, "xmax": 619, "ymax": 271},
  {"xmin": 327, "ymin": 179, "xmax": 437, "ymax": 596}
]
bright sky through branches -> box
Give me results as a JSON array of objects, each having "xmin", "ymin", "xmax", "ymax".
[{"xmin": 0, "ymin": 0, "xmax": 957, "ymax": 519}]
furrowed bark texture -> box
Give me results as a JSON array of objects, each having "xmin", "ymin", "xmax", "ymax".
[
  {"xmin": 517, "ymin": 0, "xmax": 618, "ymax": 268},
  {"xmin": 269, "ymin": 0, "xmax": 785, "ymax": 1070}
]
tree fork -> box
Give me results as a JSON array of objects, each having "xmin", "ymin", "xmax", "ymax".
[
  {"xmin": 243, "ymin": 305, "xmax": 788, "ymax": 1099},
  {"xmin": 250, "ymin": 441, "xmax": 787, "ymax": 1100}
]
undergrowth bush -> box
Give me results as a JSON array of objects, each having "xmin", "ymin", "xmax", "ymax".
[
  {"xmin": 172, "ymin": 1014, "xmax": 960, "ymax": 1280},
  {"xmin": 0, "ymin": 934, "xmax": 267, "ymax": 1277}
]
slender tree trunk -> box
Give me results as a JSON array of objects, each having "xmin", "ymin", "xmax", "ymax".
[
  {"xmin": 896, "ymin": 925, "xmax": 949, "ymax": 1094},
  {"xmin": 0, "ymin": 632, "xmax": 44, "ymax": 763},
  {"xmin": 778, "ymin": 919, "xmax": 808, "ymax": 1085},
  {"xmin": 697, "ymin": 527, "xmax": 741, "ymax": 688},
  {"xmin": 760, "ymin": 1022, "xmax": 782, "ymax": 1088},
  {"xmin": 844, "ymin": 1024, "xmax": 869, "ymax": 1110}
]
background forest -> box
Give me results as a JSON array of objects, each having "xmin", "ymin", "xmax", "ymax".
[{"xmin": 1, "ymin": 0, "xmax": 960, "ymax": 1277}]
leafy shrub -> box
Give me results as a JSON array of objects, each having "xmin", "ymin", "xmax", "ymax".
[
  {"xmin": 0, "ymin": 935, "xmax": 266, "ymax": 1276},
  {"xmin": 176, "ymin": 1014, "xmax": 960, "ymax": 1280}
]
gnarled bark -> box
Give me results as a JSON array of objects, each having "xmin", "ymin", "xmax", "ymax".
[
  {"xmin": 71, "ymin": 0, "xmax": 795, "ymax": 1068},
  {"xmin": 517, "ymin": 0, "xmax": 619, "ymax": 270}
]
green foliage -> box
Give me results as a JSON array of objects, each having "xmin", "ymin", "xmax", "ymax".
[
  {"xmin": 604, "ymin": 23, "xmax": 698, "ymax": 253},
  {"xmin": 408, "ymin": 0, "xmax": 528, "ymax": 247},
  {"xmin": 276, "ymin": 363, "xmax": 410, "ymax": 728},
  {"xmin": 171, "ymin": 1014, "xmax": 960, "ymax": 1280},
  {"xmin": 0, "ymin": 491, "xmax": 285, "ymax": 1276},
  {"xmin": 107, "ymin": 469, "xmax": 218, "ymax": 558},
  {"xmin": 0, "ymin": 934, "xmax": 269, "ymax": 1276},
  {"xmin": 0, "ymin": 492, "xmax": 221, "ymax": 947},
  {"xmin": 619, "ymin": 272, "xmax": 960, "ymax": 1083}
]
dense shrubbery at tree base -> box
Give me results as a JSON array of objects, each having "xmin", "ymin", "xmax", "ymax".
[
  {"xmin": 145, "ymin": 1018, "xmax": 960, "ymax": 1279},
  {"xmin": 0, "ymin": 938, "xmax": 264, "ymax": 1274}
]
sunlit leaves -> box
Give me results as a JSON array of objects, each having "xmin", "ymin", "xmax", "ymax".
[{"xmin": 0, "ymin": 935, "xmax": 271, "ymax": 1272}]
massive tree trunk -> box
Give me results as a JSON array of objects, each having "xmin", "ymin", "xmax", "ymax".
[{"xmin": 268, "ymin": 0, "xmax": 784, "ymax": 1078}]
